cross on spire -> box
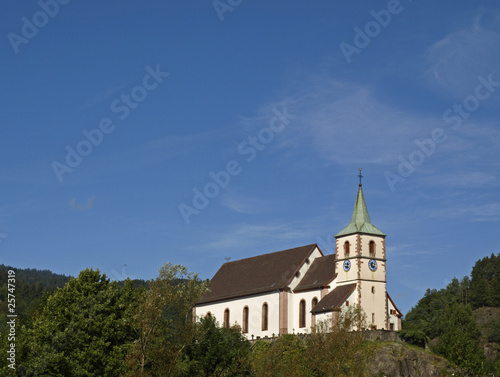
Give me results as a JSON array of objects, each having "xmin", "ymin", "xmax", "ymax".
[{"xmin": 357, "ymin": 168, "xmax": 363, "ymax": 187}]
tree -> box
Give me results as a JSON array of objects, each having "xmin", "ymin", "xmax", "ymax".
[
  {"xmin": 21, "ymin": 268, "xmax": 136, "ymax": 376},
  {"xmin": 126, "ymin": 263, "xmax": 208, "ymax": 376},
  {"xmin": 251, "ymin": 334, "xmax": 311, "ymax": 377},
  {"xmin": 177, "ymin": 315, "xmax": 251, "ymax": 376},
  {"xmin": 434, "ymin": 302, "xmax": 485, "ymax": 375},
  {"xmin": 304, "ymin": 306, "xmax": 367, "ymax": 377},
  {"xmin": 470, "ymin": 253, "xmax": 500, "ymax": 308}
]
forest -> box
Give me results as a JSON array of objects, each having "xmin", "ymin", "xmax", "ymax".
[{"xmin": 0, "ymin": 253, "xmax": 499, "ymax": 376}]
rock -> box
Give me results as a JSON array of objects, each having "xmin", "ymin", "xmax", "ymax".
[{"xmin": 368, "ymin": 342, "xmax": 461, "ymax": 377}]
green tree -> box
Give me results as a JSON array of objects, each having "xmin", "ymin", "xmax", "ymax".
[
  {"xmin": 176, "ymin": 315, "xmax": 251, "ymax": 376},
  {"xmin": 434, "ymin": 302, "xmax": 485, "ymax": 375},
  {"xmin": 21, "ymin": 268, "xmax": 136, "ymax": 376},
  {"xmin": 126, "ymin": 263, "xmax": 208, "ymax": 376},
  {"xmin": 487, "ymin": 319, "xmax": 500, "ymax": 343},
  {"xmin": 251, "ymin": 334, "xmax": 311, "ymax": 377},
  {"xmin": 470, "ymin": 253, "xmax": 500, "ymax": 308},
  {"xmin": 304, "ymin": 306, "xmax": 367, "ymax": 377}
]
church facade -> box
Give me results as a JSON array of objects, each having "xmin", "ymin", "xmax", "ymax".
[{"xmin": 194, "ymin": 181, "xmax": 402, "ymax": 338}]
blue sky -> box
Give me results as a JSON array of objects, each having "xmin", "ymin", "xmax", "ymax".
[{"xmin": 1, "ymin": 0, "xmax": 499, "ymax": 314}]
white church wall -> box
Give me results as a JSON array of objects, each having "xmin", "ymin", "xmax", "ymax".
[
  {"xmin": 358, "ymin": 280, "xmax": 388, "ymax": 330},
  {"xmin": 289, "ymin": 289, "xmax": 322, "ymax": 334},
  {"xmin": 195, "ymin": 291, "xmax": 281, "ymax": 339},
  {"xmin": 387, "ymin": 296, "xmax": 402, "ymax": 331},
  {"xmin": 287, "ymin": 246, "xmax": 323, "ymax": 291}
]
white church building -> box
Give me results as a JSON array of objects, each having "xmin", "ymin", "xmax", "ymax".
[{"xmin": 194, "ymin": 179, "xmax": 402, "ymax": 338}]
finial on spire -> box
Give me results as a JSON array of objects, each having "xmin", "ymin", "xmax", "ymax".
[{"xmin": 357, "ymin": 168, "xmax": 363, "ymax": 187}]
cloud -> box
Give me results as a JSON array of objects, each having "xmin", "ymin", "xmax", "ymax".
[
  {"xmin": 424, "ymin": 9, "xmax": 500, "ymax": 100},
  {"xmin": 283, "ymin": 81, "xmax": 442, "ymax": 166},
  {"xmin": 204, "ymin": 221, "xmax": 318, "ymax": 252},
  {"xmin": 69, "ymin": 195, "xmax": 95, "ymax": 211},
  {"xmin": 80, "ymin": 83, "xmax": 129, "ymax": 109},
  {"xmin": 220, "ymin": 190, "xmax": 274, "ymax": 215},
  {"xmin": 430, "ymin": 202, "xmax": 500, "ymax": 222}
]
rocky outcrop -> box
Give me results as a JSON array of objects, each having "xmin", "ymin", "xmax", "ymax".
[{"xmin": 368, "ymin": 342, "xmax": 461, "ymax": 377}]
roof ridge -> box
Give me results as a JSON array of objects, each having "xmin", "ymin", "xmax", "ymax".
[{"xmin": 223, "ymin": 243, "xmax": 318, "ymax": 265}]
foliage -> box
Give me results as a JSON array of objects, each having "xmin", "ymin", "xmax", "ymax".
[
  {"xmin": 402, "ymin": 253, "xmax": 500, "ymax": 373},
  {"xmin": 20, "ymin": 268, "xmax": 136, "ymax": 376},
  {"xmin": 125, "ymin": 263, "xmax": 208, "ymax": 376},
  {"xmin": 251, "ymin": 307, "xmax": 368, "ymax": 377},
  {"xmin": 176, "ymin": 316, "xmax": 251, "ymax": 376},
  {"xmin": 469, "ymin": 253, "xmax": 500, "ymax": 308},
  {"xmin": 251, "ymin": 334, "xmax": 312, "ymax": 377},
  {"xmin": 0, "ymin": 265, "xmax": 70, "ymax": 335},
  {"xmin": 403, "ymin": 254, "xmax": 500, "ymax": 346},
  {"xmin": 487, "ymin": 319, "xmax": 500, "ymax": 343},
  {"xmin": 433, "ymin": 302, "xmax": 485, "ymax": 375}
]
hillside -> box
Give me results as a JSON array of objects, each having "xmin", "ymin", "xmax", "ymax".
[
  {"xmin": 402, "ymin": 253, "xmax": 500, "ymax": 375},
  {"xmin": 0, "ymin": 264, "xmax": 71, "ymax": 331}
]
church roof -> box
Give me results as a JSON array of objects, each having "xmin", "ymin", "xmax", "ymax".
[
  {"xmin": 335, "ymin": 185, "xmax": 385, "ymax": 237},
  {"xmin": 196, "ymin": 244, "xmax": 320, "ymax": 305},
  {"xmin": 293, "ymin": 254, "xmax": 336, "ymax": 292},
  {"xmin": 311, "ymin": 283, "xmax": 357, "ymax": 314}
]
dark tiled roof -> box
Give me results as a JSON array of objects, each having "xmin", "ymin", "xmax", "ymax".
[
  {"xmin": 294, "ymin": 254, "xmax": 336, "ymax": 292},
  {"xmin": 197, "ymin": 244, "xmax": 319, "ymax": 305},
  {"xmin": 311, "ymin": 283, "xmax": 357, "ymax": 314}
]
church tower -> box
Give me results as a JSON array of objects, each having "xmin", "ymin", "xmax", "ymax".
[{"xmin": 334, "ymin": 169, "xmax": 388, "ymax": 330}]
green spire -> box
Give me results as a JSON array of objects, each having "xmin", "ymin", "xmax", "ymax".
[{"xmin": 335, "ymin": 174, "xmax": 385, "ymax": 237}]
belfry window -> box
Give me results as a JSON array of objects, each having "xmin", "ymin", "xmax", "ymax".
[
  {"xmin": 344, "ymin": 241, "xmax": 350, "ymax": 256},
  {"xmin": 369, "ymin": 240, "xmax": 375, "ymax": 255},
  {"xmin": 299, "ymin": 300, "xmax": 306, "ymax": 328}
]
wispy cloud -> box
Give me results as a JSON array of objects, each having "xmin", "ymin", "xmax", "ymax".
[
  {"xmin": 205, "ymin": 222, "xmax": 317, "ymax": 251},
  {"xmin": 80, "ymin": 83, "xmax": 129, "ymax": 109},
  {"xmin": 430, "ymin": 202, "xmax": 500, "ymax": 222},
  {"xmin": 425, "ymin": 9, "xmax": 500, "ymax": 101},
  {"xmin": 282, "ymin": 80, "xmax": 442, "ymax": 166},
  {"xmin": 220, "ymin": 190, "xmax": 274, "ymax": 215}
]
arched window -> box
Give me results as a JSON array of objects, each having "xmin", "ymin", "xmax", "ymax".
[
  {"xmin": 311, "ymin": 297, "xmax": 318, "ymax": 328},
  {"xmin": 369, "ymin": 240, "xmax": 375, "ymax": 255},
  {"xmin": 344, "ymin": 241, "xmax": 350, "ymax": 256},
  {"xmin": 262, "ymin": 303, "xmax": 268, "ymax": 331},
  {"xmin": 299, "ymin": 300, "xmax": 306, "ymax": 328},
  {"xmin": 206, "ymin": 312, "xmax": 212, "ymax": 318},
  {"xmin": 242, "ymin": 306, "xmax": 249, "ymax": 333},
  {"xmin": 371, "ymin": 286, "xmax": 376, "ymax": 294},
  {"xmin": 224, "ymin": 308, "xmax": 230, "ymax": 328}
]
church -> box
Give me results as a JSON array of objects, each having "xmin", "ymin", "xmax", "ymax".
[{"xmin": 194, "ymin": 175, "xmax": 402, "ymax": 338}]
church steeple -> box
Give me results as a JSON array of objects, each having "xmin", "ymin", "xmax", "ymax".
[{"xmin": 335, "ymin": 170, "xmax": 385, "ymax": 237}]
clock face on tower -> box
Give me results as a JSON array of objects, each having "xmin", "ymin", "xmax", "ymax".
[
  {"xmin": 368, "ymin": 259, "xmax": 377, "ymax": 271},
  {"xmin": 343, "ymin": 260, "xmax": 351, "ymax": 272}
]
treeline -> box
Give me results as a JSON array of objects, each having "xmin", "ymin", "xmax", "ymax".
[
  {"xmin": 401, "ymin": 253, "xmax": 500, "ymax": 375},
  {"xmin": 0, "ymin": 265, "xmax": 71, "ymax": 334},
  {"xmin": 0, "ymin": 264, "xmax": 370, "ymax": 376}
]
